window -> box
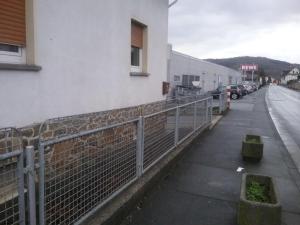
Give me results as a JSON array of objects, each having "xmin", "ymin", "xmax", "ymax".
[
  {"xmin": 0, "ymin": 0, "xmax": 26, "ymax": 63},
  {"xmin": 131, "ymin": 20, "xmax": 146, "ymax": 73},
  {"xmin": 182, "ymin": 75, "xmax": 200, "ymax": 87},
  {"xmin": 131, "ymin": 46, "xmax": 141, "ymax": 67},
  {"xmin": 174, "ymin": 75, "xmax": 180, "ymax": 82},
  {"xmin": 0, "ymin": 44, "xmax": 20, "ymax": 53}
]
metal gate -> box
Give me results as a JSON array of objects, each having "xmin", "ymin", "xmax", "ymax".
[
  {"xmin": 0, "ymin": 128, "xmax": 37, "ymax": 225},
  {"xmin": 0, "ymin": 128, "xmax": 26, "ymax": 225}
]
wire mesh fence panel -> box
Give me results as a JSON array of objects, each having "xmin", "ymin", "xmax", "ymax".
[
  {"xmin": 209, "ymin": 98, "xmax": 213, "ymax": 122},
  {"xmin": 143, "ymin": 109, "xmax": 176, "ymax": 170},
  {"xmin": 178, "ymin": 103, "xmax": 195, "ymax": 142},
  {"xmin": 40, "ymin": 121, "xmax": 138, "ymax": 225},
  {"xmin": 0, "ymin": 128, "xmax": 25, "ymax": 225},
  {"xmin": 221, "ymin": 92, "xmax": 227, "ymax": 111},
  {"xmin": 195, "ymin": 100, "xmax": 207, "ymax": 129}
]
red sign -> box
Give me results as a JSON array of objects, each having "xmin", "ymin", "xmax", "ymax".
[{"xmin": 241, "ymin": 64, "xmax": 258, "ymax": 71}]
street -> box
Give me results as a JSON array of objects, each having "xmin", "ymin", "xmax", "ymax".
[{"xmin": 266, "ymin": 85, "xmax": 300, "ymax": 171}]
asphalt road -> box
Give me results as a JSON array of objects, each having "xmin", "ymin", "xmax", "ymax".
[
  {"xmin": 266, "ymin": 85, "xmax": 300, "ymax": 172},
  {"xmin": 267, "ymin": 85, "xmax": 300, "ymax": 148}
]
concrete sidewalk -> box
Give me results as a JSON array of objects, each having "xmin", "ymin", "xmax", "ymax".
[{"xmin": 121, "ymin": 88, "xmax": 300, "ymax": 225}]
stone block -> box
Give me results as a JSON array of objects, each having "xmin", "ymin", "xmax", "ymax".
[{"xmin": 242, "ymin": 135, "xmax": 264, "ymax": 162}]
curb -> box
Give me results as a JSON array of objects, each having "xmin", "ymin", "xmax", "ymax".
[{"xmin": 209, "ymin": 115, "xmax": 223, "ymax": 130}]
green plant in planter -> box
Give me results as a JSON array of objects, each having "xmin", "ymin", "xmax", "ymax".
[
  {"xmin": 246, "ymin": 181, "xmax": 270, "ymax": 203},
  {"xmin": 238, "ymin": 174, "xmax": 281, "ymax": 225}
]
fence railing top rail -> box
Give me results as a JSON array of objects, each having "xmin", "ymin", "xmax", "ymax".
[{"xmin": 144, "ymin": 96, "xmax": 212, "ymax": 118}]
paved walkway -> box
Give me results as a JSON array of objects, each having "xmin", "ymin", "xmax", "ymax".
[{"xmin": 121, "ymin": 87, "xmax": 300, "ymax": 225}]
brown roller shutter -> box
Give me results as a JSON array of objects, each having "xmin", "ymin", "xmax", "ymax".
[
  {"xmin": 131, "ymin": 22, "xmax": 143, "ymax": 48},
  {"xmin": 0, "ymin": 0, "xmax": 26, "ymax": 46}
]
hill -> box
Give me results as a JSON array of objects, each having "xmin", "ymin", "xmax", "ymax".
[{"xmin": 205, "ymin": 56, "xmax": 300, "ymax": 79}]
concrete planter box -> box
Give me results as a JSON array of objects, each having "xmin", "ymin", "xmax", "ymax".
[
  {"xmin": 238, "ymin": 173, "xmax": 281, "ymax": 225},
  {"xmin": 242, "ymin": 135, "xmax": 263, "ymax": 162}
]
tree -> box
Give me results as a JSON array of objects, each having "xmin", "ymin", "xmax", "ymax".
[{"xmin": 258, "ymin": 68, "xmax": 266, "ymax": 86}]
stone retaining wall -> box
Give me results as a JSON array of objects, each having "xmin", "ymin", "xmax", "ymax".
[{"xmin": 10, "ymin": 100, "xmax": 167, "ymax": 150}]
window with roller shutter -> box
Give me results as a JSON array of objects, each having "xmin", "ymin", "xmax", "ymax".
[
  {"xmin": 131, "ymin": 20, "xmax": 148, "ymax": 74},
  {"xmin": 0, "ymin": 0, "xmax": 26, "ymax": 63}
]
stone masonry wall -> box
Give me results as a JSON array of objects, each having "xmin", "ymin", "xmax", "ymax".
[{"xmin": 15, "ymin": 100, "xmax": 167, "ymax": 150}]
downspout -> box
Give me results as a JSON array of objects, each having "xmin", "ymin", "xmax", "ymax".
[{"xmin": 169, "ymin": 0, "xmax": 178, "ymax": 8}]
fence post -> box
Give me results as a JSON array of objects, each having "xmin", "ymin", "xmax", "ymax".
[
  {"xmin": 39, "ymin": 143, "xmax": 45, "ymax": 225},
  {"xmin": 210, "ymin": 97, "xmax": 213, "ymax": 122},
  {"xmin": 26, "ymin": 146, "xmax": 37, "ymax": 225},
  {"xmin": 219, "ymin": 94, "xmax": 222, "ymax": 114},
  {"xmin": 174, "ymin": 107, "xmax": 179, "ymax": 145},
  {"xmin": 17, "ymin": 149, "xmax": 26, "ymax": 225},
  {"xmin": 227, "ymin": 86, "xmax": 231, "ymax": 109},
  {"xmin": 205, "ymin": 99, "xmax": 209, "ymax": 123},
  {"xmin": 193, "ymin": 102, "xmax": 197, "ymax": 131},
  {"xmin": 136, "ymin": 116, "xmax": 144, "ymax": 177}
]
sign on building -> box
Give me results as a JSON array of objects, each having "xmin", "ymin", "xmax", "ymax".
[{"xmin": 241, "ymin": 64, "xmax": 258, "ymax": 71}]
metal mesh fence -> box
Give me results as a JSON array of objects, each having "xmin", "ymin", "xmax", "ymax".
[
  {"xmin": 211, "ymin": 91, "xmax": 227, "ymax": 115},
  {"xmin": 40, "ymin": 121, "xmax": 138, "ymax": 225},
  {"xmin": 178, "ymin": 103, "xmax": 195, "ymax": 142},
  {"xmin": 0, "ymin": 97, "xmax": 213, "ymax": 225},
  {"xmin": 0, "ymin": 128, "xmax": 25, "ymax": 225},
  {"xmin": 195, "ymin": 100, "xmax": 207, "ymax": 129},
  {"xmin": 220, "ymin": 92, "xmax": 227, "ymax": 112},
  {"xmin": 0, "ymin": 159, "xmax": 21, "ymax": 225},
  {"xmin": 143, "ymin": 109, "xmax": 176, "ymax": 170}
]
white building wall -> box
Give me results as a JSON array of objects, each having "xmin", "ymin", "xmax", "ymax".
[
  {"xmin": 168, "ymin": 50, "xmax": 242, "ymax": 94},
  {"xmin": 0, "ymin": 0, "xmax": 169, "ymax": 127}
]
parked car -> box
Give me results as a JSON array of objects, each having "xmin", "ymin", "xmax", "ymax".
[
  {"xmin": 251, "ymin": 84, "xmax": 258, "ymax": 91},
  {"xmin": 229, "ymin": 85, "xmax": 242, "ymax": 100},
  {"xmin": 244, "ymin": 84, "xmax": 254, "ymax": 93},
  {"xmin": 238, "ymin": 84, "xmax": 248, "ymax": 96},
  {"xmin": 210, "ymin": 86, "xmax": 226, "ymax": 99}
]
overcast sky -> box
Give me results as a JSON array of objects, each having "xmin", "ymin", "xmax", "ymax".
[{"xmin": 168, "ymin": 0, "xmax": 300, "ymax": 63}]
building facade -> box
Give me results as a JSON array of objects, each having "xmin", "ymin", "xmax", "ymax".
[
  {"xmin": 281, "ymin": 68, "xmax": 300, "ymax": 84},
  {"xmin": 0, "ymin": 0, "xmax": 169, "ymax": 128},
  {"xmin": 167, "ymin": 48, "xmax": 242, "ymax": 96}
]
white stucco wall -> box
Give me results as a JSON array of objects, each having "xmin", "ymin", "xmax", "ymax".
[
  {"xmin": 168, "ymin": 50, "xmax": 242, "ymax": 93},
  {"xmin": 0, "ymin": 0, "xmax": 169, "ymax": 127}
]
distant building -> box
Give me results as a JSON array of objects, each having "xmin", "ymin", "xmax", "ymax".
[
  {"xmin": 167, "ymin": 47, "xmax": 242, "ymax": 97},
  {"xmin": 281, "ymin": 68, "xmax": 299, "ymax": 84}
]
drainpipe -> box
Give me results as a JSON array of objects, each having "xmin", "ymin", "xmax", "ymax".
[{"xmin": 169, "ymin": 0, "xmax": 178, "ymax": 8}]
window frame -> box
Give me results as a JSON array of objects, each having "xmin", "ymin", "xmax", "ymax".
[
  {"xmin": 130, "ymin": 19, "xmax": 148, "ymax": 75},
  {"xmin": 182, "ymin": 75, "xmax": 201, "ymax": 87},
  {"xmin": 0, "ymin": 44, "xmax": 26, "ymax": 64},
  {"xmin": 131, "ymin": 46, "xmax": 143, "ymax": 73}
]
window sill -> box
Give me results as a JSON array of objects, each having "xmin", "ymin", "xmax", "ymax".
[
  {"xmin": 130, "ymin": 72, "xmax": 150, "ymax": 77},
  {"xmin": 0, "ymin": 63, "xmax": 42, "ymax": 72}
]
